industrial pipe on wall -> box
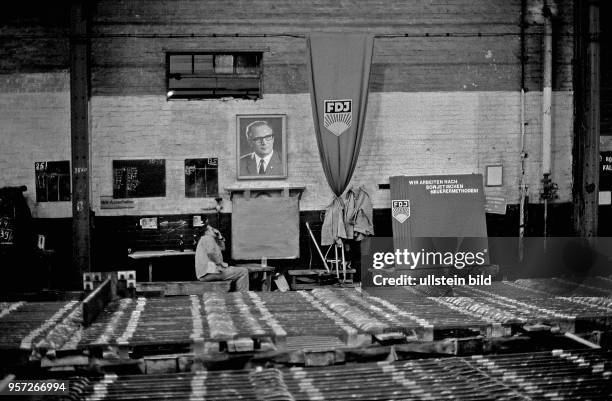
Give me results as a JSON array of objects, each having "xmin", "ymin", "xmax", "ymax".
[
  {"xmin": 542, "ymin": 9, "xmax": 553, "ymax": 239},
  {"xmin": 537, "ymin": 1, "xmax": 559, "ymax": 241},
  {"xmin": 542, "ymin": 13, "xmax": 553, "ymax": 177},
  {"xmin": 519, "ymin": 0, "xmax": 527, "ymax": 262},
  {"xmin": 525, "ymin": 1, "xmax": 558, "ymax": 241}
]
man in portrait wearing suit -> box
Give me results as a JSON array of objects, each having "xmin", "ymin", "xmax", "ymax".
[{"xmin": 239, "ymin": 120, "xmax": 282, "ymax": 176}]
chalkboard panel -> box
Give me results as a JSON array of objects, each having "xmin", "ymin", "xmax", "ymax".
[
  {"xmin": 185, "ymin": 158, "xmax": 218, "ymax": 197},
  {"xmin": 0, "ymin": 215, "xmax": 14, "ymax": 245},
  {"xmin": 35, "ymin": 161, "xmax": 71, "ymax": 202},
  {"xmin": 113, "ymin": 159, "xmax": 166, "ymax": 198}
]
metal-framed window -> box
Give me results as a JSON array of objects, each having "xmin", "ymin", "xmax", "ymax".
[{"xmin": 166, "ymin": 52, "xmax": 263, "ymax": 100}]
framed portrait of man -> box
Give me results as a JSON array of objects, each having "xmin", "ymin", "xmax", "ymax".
[{"xmin": 236, "ymin": 114, "xmax": 287, "ymax": 180}]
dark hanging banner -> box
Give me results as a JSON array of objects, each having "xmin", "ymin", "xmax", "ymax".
[
  {"xmin": 307, "ymin": 33, "xmax": 374, "ymax": 245},
  {"xmin": 306, "ymin": 33, "xmax": 374, "ymax": 197}
]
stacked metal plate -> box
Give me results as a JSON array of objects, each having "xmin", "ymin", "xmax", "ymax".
[
  {"xmin": 62, "ymin": 349, "xmax": 612, "ymax": 400},
  {"xmin": 75, "ymin": 291, "xmax": 355, "ymax": 351},
  {"xmin": 331, "ymin": 287, "xmax": 491, "ymax": 337},
  {"xmin": 255, "ymin": 291, "xmax": 359, "ymax": 340},
  {"xmin": 3, "ymin": 276, "xmax": 612, "ymax": 356},
  {"xmin": 513, "ymin": 277, "xmax": 612, "ymax": 297},
  {"xmin": 68, "ymin": 276, "xmax": 612, "ymax": 353},
  {"xmin": 76, "ymin": 294, "xmax": 281, "ymax": 349},
  {"xmin": 76, "ymin": 297, "xmax": 195, "ymax": 349},
  {"xmin": 364, "ymin": 277, "xmax": 612, "ymax": 334},
  {"xmin": 0, "ymin": 300, "xmax": 80, "ymax": 351}
]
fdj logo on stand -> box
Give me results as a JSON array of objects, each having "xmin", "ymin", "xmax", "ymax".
[
  {"xmin": 392, "ymin": 200, "xmax": 410, "ymax": 223},
  {"xmin": 323, "ymin": 99, "xmax": 352, "ymax": 136}
]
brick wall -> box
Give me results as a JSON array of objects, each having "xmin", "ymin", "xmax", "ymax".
[
  {"xmin": 0, "ymin": 73, "xmax": 72, "ymax": 218},
  {"xmin": 90, "ymin": 90, "xmax": 573, "ymax": 215},
  {"xmin": 89, "ymin": 1, "xmax": 573, "ymax": 95},
  {"xmin": 0, "ymin": 0, "xmax": 576, "ymax": 224},
  {"xmin": 88, "ymin": 0, "xmax": 575, "ymax": 216},
  {"xmin": 0, "ymin": 1, "xmax": 69, "ymax": 74}
]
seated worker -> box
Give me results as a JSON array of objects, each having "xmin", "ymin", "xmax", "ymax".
[{"xmin": 195, "ymin": 219, "xmax": 249, "ymax": 292}]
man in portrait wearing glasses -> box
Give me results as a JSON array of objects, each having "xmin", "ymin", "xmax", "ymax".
[{"xmin": 239, "ymin": 120, "xmax": 282, "ymax": 176}]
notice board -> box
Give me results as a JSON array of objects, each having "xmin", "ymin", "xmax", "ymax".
[
  {"xmin": 600, "ymin": 152, "xmax": 612, "ymax": 205},
  {"xmin": 231, "ymin": 196, "xmax": 299, "ymax": 260},
  {"xmin": 389, "ymin": 174, "xmax": 489, "ymax": 264},
  {"xmin": 600, "ymin": 151, "xmax": 612, "ymax": 191},
  {"xmin": 35, "ymin": 161, "xmax": 71, "ymax": 202}
]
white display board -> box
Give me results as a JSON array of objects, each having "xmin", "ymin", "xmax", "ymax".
[{"xmin": 231, "ymin": 196, "xmax": 299, "ymax": 260}]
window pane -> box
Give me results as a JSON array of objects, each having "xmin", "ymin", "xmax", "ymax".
[
  {"xmin": 214, "ymin": 55, "xmax": 234, "ymax": 74},
  {"xmin": 167, "ymin": 52, "xmax": 262, "ymax": 99},
  {"xmin": 235, "ymin": 53, "xmax": 260, "ymax": 75},
  {"xmin": 169, "ymin": 55, "xmax": 193, "ymax": 74},
  {"xmin": 194, "ymin": 54, "xmax": 214, "ymax": 74}
]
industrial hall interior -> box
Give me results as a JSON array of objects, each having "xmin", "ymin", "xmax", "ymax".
[{"xmin": 2, "ymin": 0, "xmax": 612, "ymax": 399}]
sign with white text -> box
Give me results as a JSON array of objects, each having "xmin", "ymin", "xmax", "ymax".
[{"xmin": 389, "ymin": 174, "xmax": 489, "ymax": 267}]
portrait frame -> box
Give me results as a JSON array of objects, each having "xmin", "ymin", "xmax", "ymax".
[{"xmin": 236, "ymin": 114, "xmax": 287, "ymax": 180}]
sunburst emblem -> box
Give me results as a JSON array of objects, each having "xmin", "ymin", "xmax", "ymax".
[{"xmin": 323, "ymin": 99, "xmax": 352, "ymax": 136}]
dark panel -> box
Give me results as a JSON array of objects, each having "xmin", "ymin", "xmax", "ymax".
[
  {"xmin": 185, "ymin": 158, "xmax": 219, "ymax": 198},
  {"xmin": 35, "ymin": 161, "xmax": 71, "ymax": 202},
  {"xmin": 112, "ymin": 159, "xmax": 166, "ymax": 199},
  {"xmin": 32, "ymin": 217, "xmax": 73, "ymax": 289}
]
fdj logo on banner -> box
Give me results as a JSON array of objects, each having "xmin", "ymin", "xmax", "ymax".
[
  {"xmin": 392, "ymin": 200, "xmax": 410, "ymax": 223},
  {"xmin": 324, "ymin": 99, "xmax": 352, "ymax": 136}
]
